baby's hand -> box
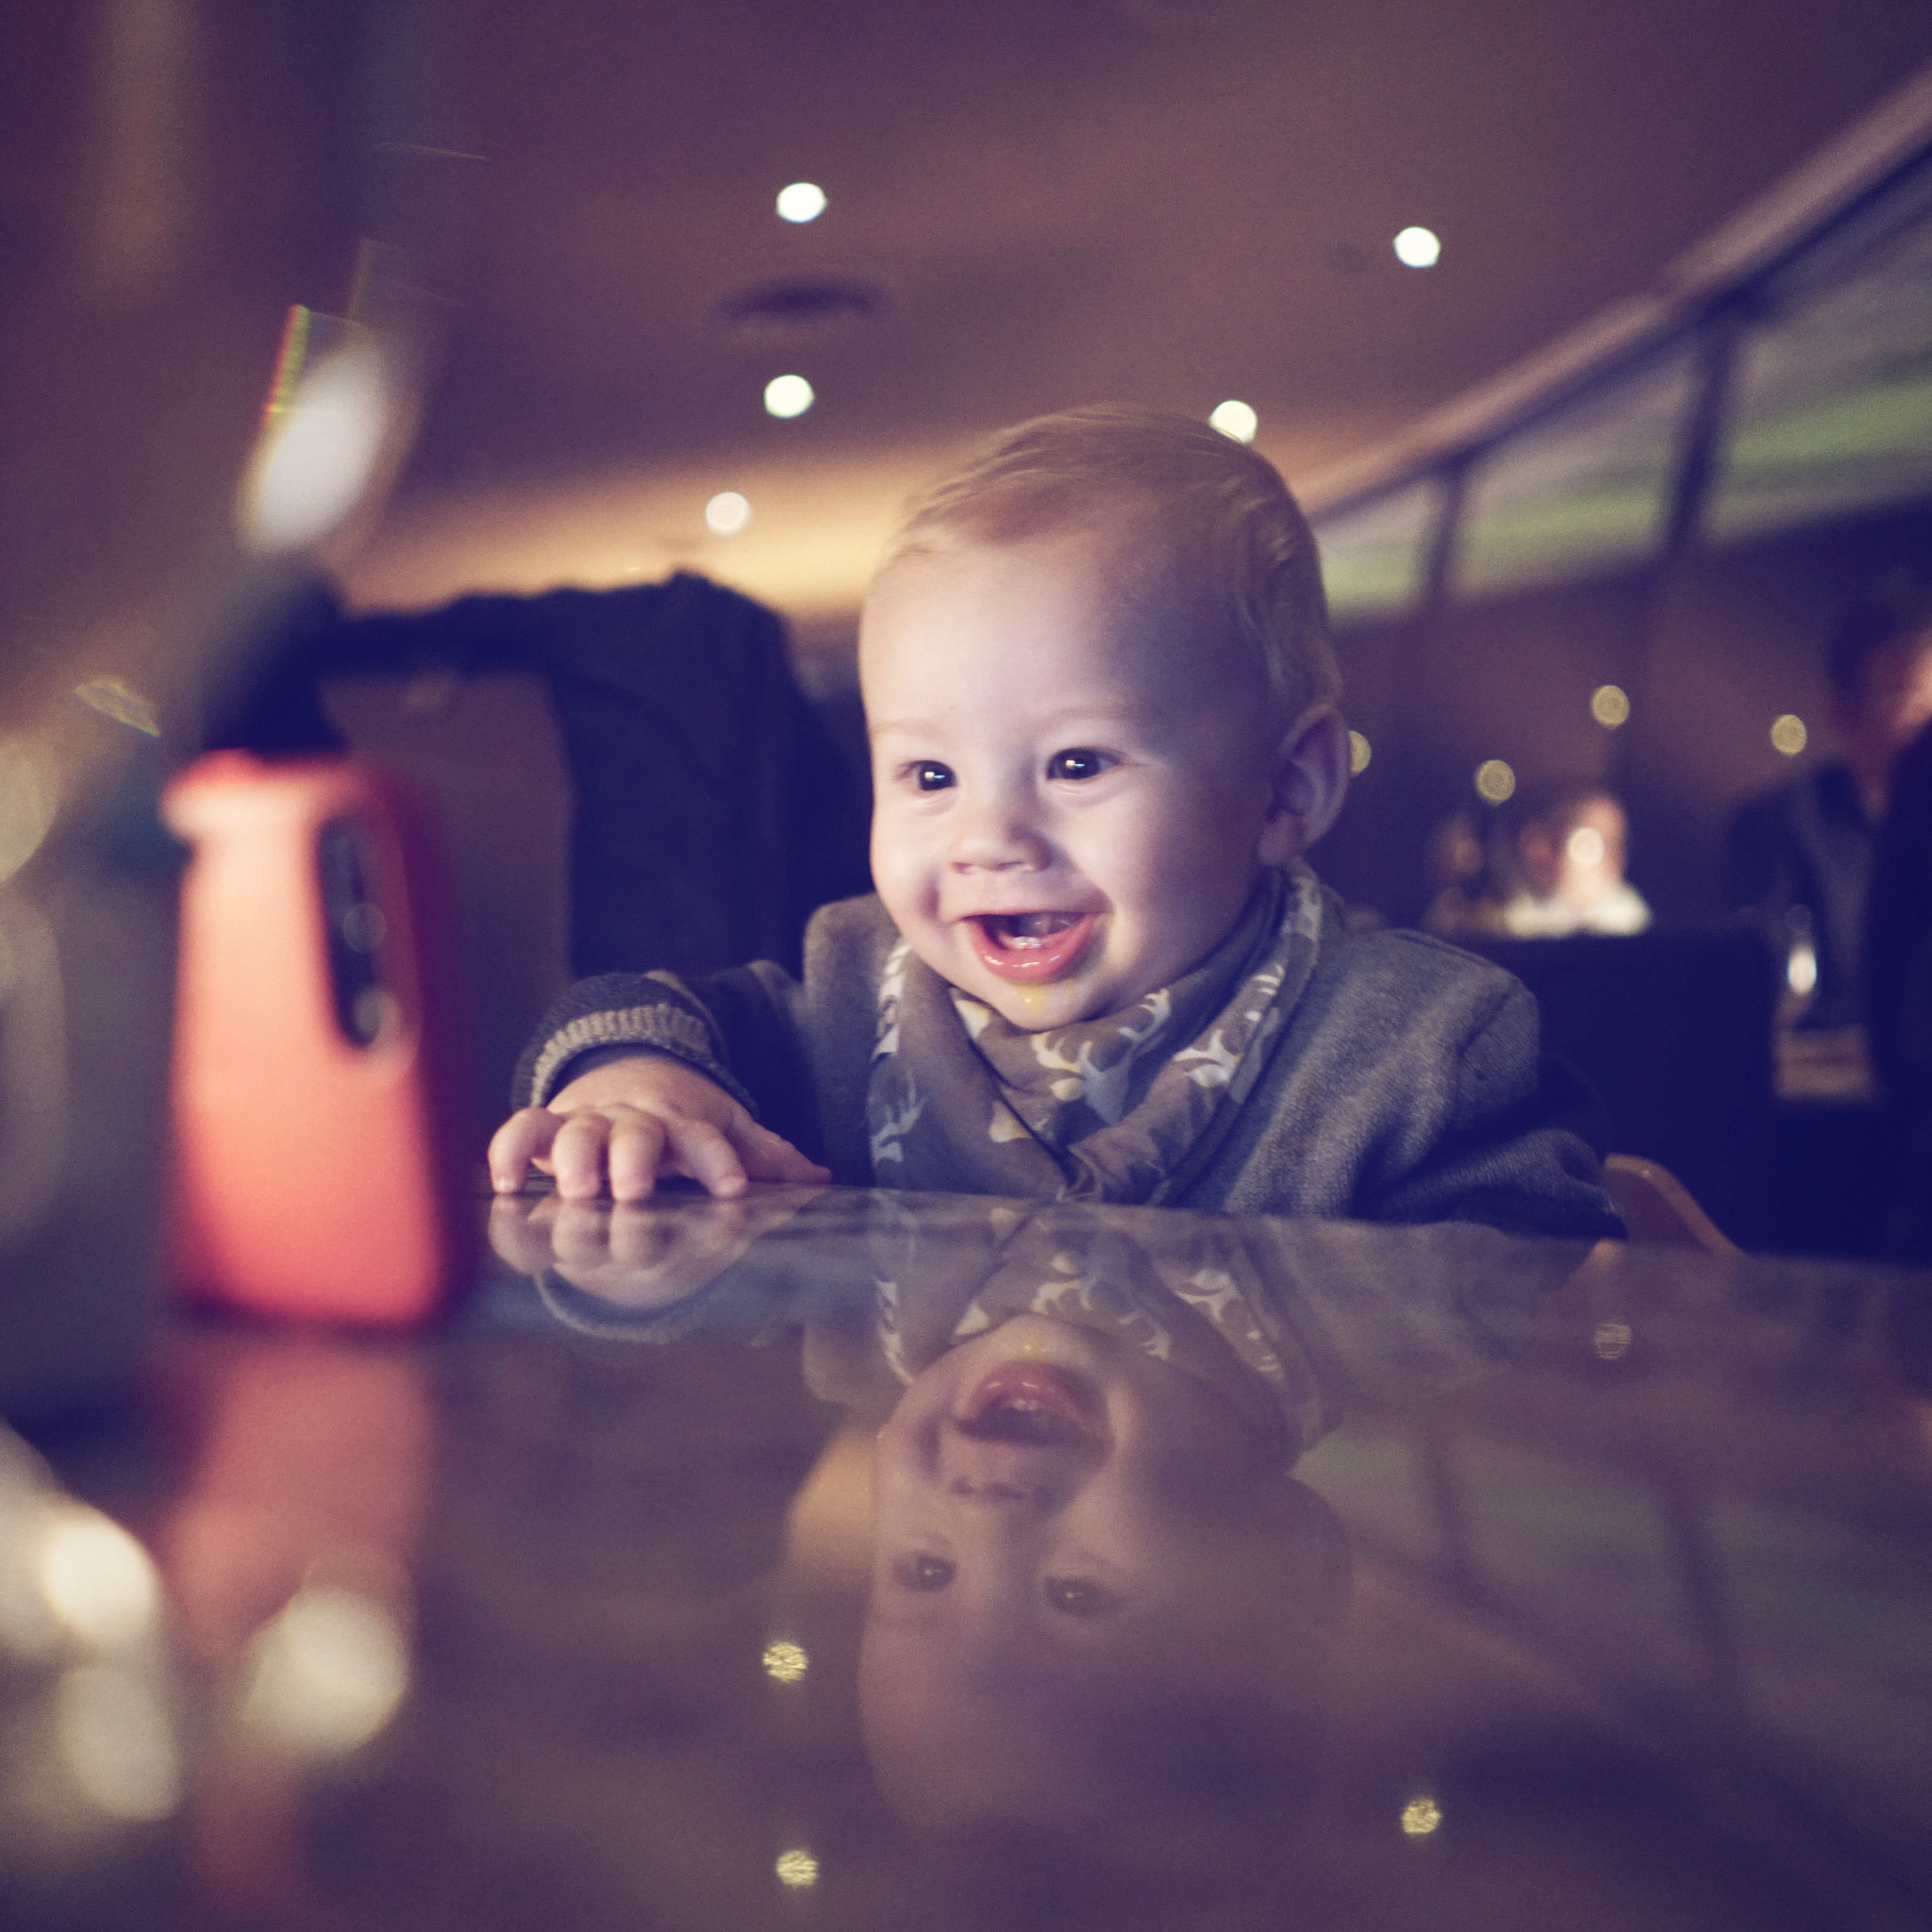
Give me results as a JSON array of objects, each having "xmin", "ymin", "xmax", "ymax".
[{"xmin": 488, "ymin": 1054, "xmax": 830, "ymax": 1202}]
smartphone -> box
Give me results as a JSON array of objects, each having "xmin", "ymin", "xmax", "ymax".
[{"xmin": 165, "ymin": 753, "xmax": 473, "ymax": 1323}]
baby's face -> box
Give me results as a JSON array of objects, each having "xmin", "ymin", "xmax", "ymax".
[
  {"xmin": 860, "ymin": 1315, "xmax": 1341, "ymax": 1826},
  {"xmin": 860, "ymin": 522, "xmax": 1288, "ymax": 1029}
]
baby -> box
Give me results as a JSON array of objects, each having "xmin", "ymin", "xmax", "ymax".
[{"xmin": 491, "ymin": 405, "xmax": 1619, "ymax": 1236}]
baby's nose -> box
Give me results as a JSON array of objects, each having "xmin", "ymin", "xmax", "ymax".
[{"xmin": 945, "ymin": 791, "xmax": 1050, "ymax": 873}]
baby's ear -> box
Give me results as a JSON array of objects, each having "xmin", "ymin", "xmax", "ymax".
[{"xmin": 1257, "ymin": 706, "xmax": 1350, "ymax": 866}]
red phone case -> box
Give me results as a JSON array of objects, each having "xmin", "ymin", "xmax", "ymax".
[{"xmin": 165, "ymin": 753, "xmax": 473, "ymax": 1323}]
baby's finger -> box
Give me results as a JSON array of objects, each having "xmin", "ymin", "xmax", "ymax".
[
  {"xmin": 606, "ymin": 1110, "xmax": 673, "ymax": 1203},
  {"xmin": 486, "ymin": 1193, "xmax": 555, "ymax": 1270},
  {"xmin": 734, "ymin": 1121, "xmax": 832, "ymax": 1185},
  {"xmin": 548, "ymin": 1109, "xmax": 619, "ymax": 1200},
  {"xmin": 489, "ymin": 1107, "xmax": 563, "ymax": 1192},
  {"xmin": 658, "ymin": 1114, "xmax": 750, "ymax": 1199}
]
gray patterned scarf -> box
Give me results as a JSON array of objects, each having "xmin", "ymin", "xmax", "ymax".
[{"xmin": 865, "ymin": 863, "xmax": 1324, "ymax": 1205}]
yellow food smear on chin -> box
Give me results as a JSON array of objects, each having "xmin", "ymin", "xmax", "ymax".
[{"xmin": 1011, "ymin": 970, "xmax": 1089, "ymax": 1027}]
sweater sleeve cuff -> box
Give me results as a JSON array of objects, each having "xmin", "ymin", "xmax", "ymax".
[{"xmin": 525, "ymin": 985, "xmax": 758, "ymax": 1117}]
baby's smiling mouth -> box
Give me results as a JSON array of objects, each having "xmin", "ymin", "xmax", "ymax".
[{"xmin": 968, "ymin": 910, "xmax": 1099, "ymax": 983}]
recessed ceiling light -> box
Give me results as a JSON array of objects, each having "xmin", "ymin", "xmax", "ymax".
[
  {"xmin": 1393, "ymin": 225, "xmax": 1441, "ymax": 268},
  {"xmin": 764, "ymin": 374, "xmax": 814, "ymax": 419},
  {"xmin": 1208, "ymin": 399, "xmax": 1257, "ymax": 442},
  {"xmin": 775, "ymin": 182, "xmax": 826, "ymax": 224},
  {"xmin": 705, "ymin": 491, "xmax": 751, "ymax": 536}
]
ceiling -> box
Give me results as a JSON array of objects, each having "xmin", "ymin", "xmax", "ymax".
[{"xmin": 342, "ymin": 0, "xmax": 1932, "ymax": 644}]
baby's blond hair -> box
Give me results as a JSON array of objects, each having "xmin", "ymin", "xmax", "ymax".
[{"xmin": 876, "ymin": 404, "xmax": 1341, "ymax": 724}]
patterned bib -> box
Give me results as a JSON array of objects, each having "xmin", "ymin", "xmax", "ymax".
[{"xmin": 865, "ymin": 864, "xmax": 1324, "ymax": 1205}]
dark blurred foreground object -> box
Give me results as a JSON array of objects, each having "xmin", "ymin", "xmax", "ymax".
[
  {"xmin": 1465, "ymin": 928, "xmax": 1776, "ymax": 1246},
  {"xmin": 165, "ymin": 754, "xmax": 473, "ymax": 1324},
  {"xmin": 1471, "ymin": 926, "xmax": 1906, "ymax": 1257},
  {"xmin": 1865, "ymin": 718, "xmax": 1932, "ymax": 1260},
  {"xmin": 314, "ymin": 574, "xmax": 872, "ymax": 979}
]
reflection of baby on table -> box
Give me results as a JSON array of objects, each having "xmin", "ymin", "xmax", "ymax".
[{"xmin": 490, "ymin": 1187, "xmax": 1581, "ymax": 1843}]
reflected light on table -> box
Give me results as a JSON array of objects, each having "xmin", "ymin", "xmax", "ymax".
[
  {"xmin": 57, "ymin": 1661, "xmax": 183, "ymax": 1822},
  {"xmin": 1593, "ymin": 1319, "xmax": 1634, "ymax": 1361},
  {"xmin": 1400, "ymin": 1793, "xmax": 1442, "ymax": 1836},
  {"xmin": 774, "ymin": 1846, "xmax": 820, "ymax": 1889},
  {"xmin": 239, "ymin": 1582, "xmax": 409, "ymax": 1757},
  {"xmin": 762, "ymin": 1638, "xmax": 808, "ymax": 1684}
]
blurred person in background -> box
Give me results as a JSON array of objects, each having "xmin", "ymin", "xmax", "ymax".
[
  {"xmin": 1496, "ymin": 783, "xmax": 1651, "ymax": 940},
  {"xmin": 1864, "ymin": 717, "xmax": 1932, "ymax": 1261},
  {"xmin": 1727, "ymin": 579, "xmax": 1932, "ymax": 1030},
  {"xmin": 1421, "ymin": 807, "xmax": 1506, "ymax": 940}
]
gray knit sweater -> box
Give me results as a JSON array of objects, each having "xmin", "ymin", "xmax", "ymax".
[{"xmin": 515, "ymin": 891, "xmax": 1623, "ymax": 1240}]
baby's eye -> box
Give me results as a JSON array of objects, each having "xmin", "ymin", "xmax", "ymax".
[
  {"xmin": 1042, "ymin": 1575, "xmax": 1124, "ymax": 1618},
  {"xmin": 892, "ymin": 1553, "xmax": 957, "ymax": 1591},
  {"xmin": 1045, "ymin": 747, "xmax": 1115, "ymax": 783},
  {"xmin": 910, "ymin": 760, "xmax": 956, "ymax": 792}
]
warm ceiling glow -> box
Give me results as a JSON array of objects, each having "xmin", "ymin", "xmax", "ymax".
[
  {"xmin": 1208, "ymin": 399, "xmax": 1257, "ymax": 442},
  {"xmin": 1770, "ymin": 713, "xmax": 1807, "ymax": 756},
  {"xmin": 775, "ymin": 181, "xmax": 826, "ymax": 224},
  {"xmin": 1474, "ymin": 758, "xmax": 1515, "ymax": 804},
  {"xmin": 1348, "ymin": 729, "xmax": 1373, "ymax": 774},
  {"xmin": 1392, "ymin": 225, "xmax": 1441, "ymax": 268},
  {"xmin": 1590, "ymin": 684, "xmax": 1630, "ymax": 728},
  {"xmin": 705, "ymin": 490, "xmax": 752, "ymax": 535},
  {"xmin": 764, "ymin": 374, "xmax": 815, "ymax": 419}
]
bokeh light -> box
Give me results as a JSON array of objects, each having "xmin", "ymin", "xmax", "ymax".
[
  {"xmin": 1348, "ymin": 730, "xmax": 1373, "ymax": 774},
  {"xmin": 0, "ymin": 736, "xmax": 57, "ymax": 887},
  {"xmin": 1474, "ymin": 758, "xmax": 1516, "ymax": 805},
  {"xmin": 761, "ymin": 1639, "xmax": 808, "ymax": 1684},
  {"xmin": 1392, "ymin": 225, "xmax": 1441, "ymax": 268},
  {"xmin": 1592, "ymin": 1319, "xmax": 1633, "ymax": 1361},
  {"xmin": 775, "ymin": 1848, "xmax": 820, "ymax": 1889},
  {"xmin": 775, "ymin": 182, "xmax": 826, "ymax": 224},
  {"xmin": 1787, "ymin": 940, "xmax": 1819, "ymax": 996},
  {"xmin": 706, "ymin": 491, "xmax": 752, "ymax": 536},
  {"xmin": 1400, "ymin": 1794, "xmax": 1442, "ymax": 1836},
  {"xmin": 38, "ymin": 1509, "xmax": 159, "ymax": 1650},
  {"xmin": 57, "ymin": 1664, "xmax": 181, "ymax": 1822},
  {"xmin": 1208, "ymin": 399, "xmax": 1257, "ymax": 442},
  {"xmin": 764, "ymin": 374, "xmax": 815, "ymax": 419},
  {"xmin": 1566, "ymin": 824, "xmax": 1606, "ymax": 868},
  {"xmin": 237, "ymin": 335, "xmax": 394, "ymax": 556},
  {"xmin": 1771, "ymin": 713, "xmax": 1808, "ymax": 757},
  {"xmin": 240, "ymin": 1584, "xmax": 408, "ymax": 1757},
  {"xmin": 1590, "ymin": 684, "xmax": 1630, "ymax": 728}
]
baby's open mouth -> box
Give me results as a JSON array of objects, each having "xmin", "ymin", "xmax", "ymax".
[
  {"xmin": 958, "ymin": 1361, "xmax": 1106, "ymax": 1447},
  {"xmin": 968, "ymin": 910, "xmax": 1099, "ymax": 983}
]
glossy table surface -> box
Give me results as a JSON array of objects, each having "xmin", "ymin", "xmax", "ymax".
[{"xmin": 5, "ymin": 1186, "xmax": 1931, "ymax": 1932}]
